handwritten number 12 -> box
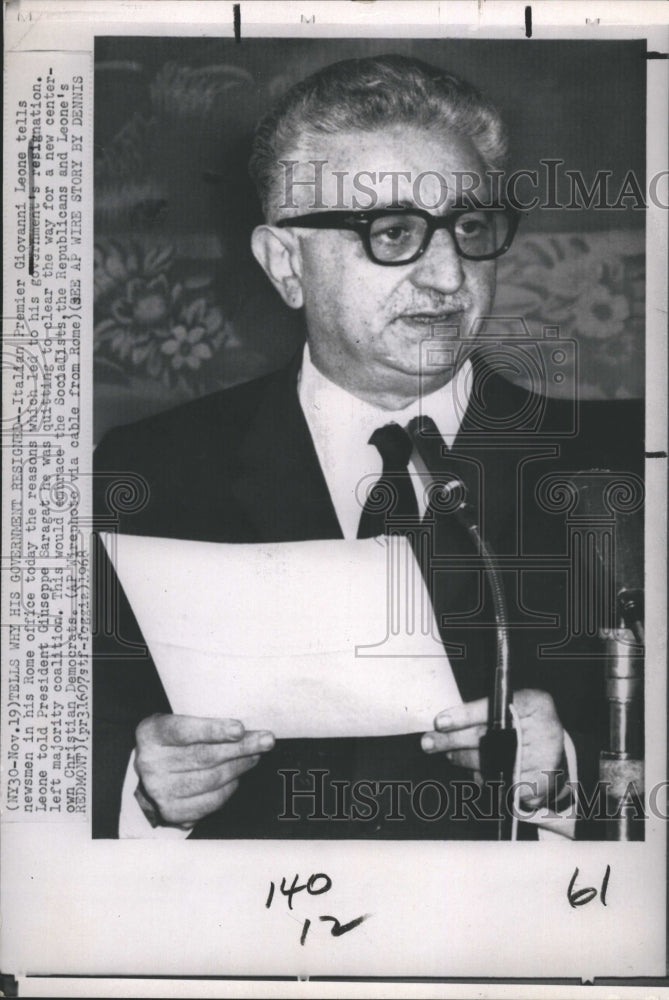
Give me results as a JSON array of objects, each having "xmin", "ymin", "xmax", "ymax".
[{"xmin": 300, "ymin": 914, "xmax": 368, "ymax": 945}]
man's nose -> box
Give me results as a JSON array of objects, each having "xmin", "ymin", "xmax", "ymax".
[{"xmin": 408, "ymin": 229, "xmax": 465, "ymax": 294}]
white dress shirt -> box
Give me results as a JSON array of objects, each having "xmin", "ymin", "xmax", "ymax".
[
  {"xmin": 119, "ymin": 344, "xmax": 576, "ymax": 838},
  {"xmin": 298, "ymin": 343, "xmax": 473, "ymax": 537}
]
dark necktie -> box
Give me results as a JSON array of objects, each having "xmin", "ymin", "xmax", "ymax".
[{"xmin": 357, "ymin": 423, "xmax": 419, "ymax": 538}]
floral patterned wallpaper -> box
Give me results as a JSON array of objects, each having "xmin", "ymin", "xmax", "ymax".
[
  {"xmin": 95, "ymin": 240, "xmax": 233, "ymax": 391},
  {"xmin": 494, "ymin": 230, "xmax": 644, "ymax": 400},
  {"xmin": 93, "ymin": 40, "xmax": 645, "ymax": 442}
]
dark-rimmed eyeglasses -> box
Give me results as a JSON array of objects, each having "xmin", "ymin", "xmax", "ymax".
[{"xmin": 275, "ymin": 205, "xmax": 520, "ymax": 266}]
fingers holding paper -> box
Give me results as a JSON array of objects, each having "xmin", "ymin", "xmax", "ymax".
[
  {"xmin": 420, "ymin": 689, "xmax": 565, "ymax": 806},
  {"xmin": 135, "ymin": 714, "xmax": 276, "ymax": 826}
]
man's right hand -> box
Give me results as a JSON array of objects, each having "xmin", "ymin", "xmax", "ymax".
[{"xmin": 134, "ymin": 714, "xmax": 275, "ymax": 828}]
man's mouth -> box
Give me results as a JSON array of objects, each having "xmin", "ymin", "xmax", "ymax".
[{"xmin": 399, "ymin": 309, "xmax": 465, "ymax": 327}]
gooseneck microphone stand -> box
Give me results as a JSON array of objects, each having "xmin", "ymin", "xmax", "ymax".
[
  {"xmin": 408, "ymin": 416, "xmax": 517, "ymax": 840},
  {"xmin": 466, "ymin": 515, "xmax": 518, "ymax": 841}
]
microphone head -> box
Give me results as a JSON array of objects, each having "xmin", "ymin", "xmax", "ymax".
[{"xmin": 408, "ymin": 416, "xmax": 478, "ymax": 531}]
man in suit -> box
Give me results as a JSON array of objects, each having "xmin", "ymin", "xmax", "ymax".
[{"xmin": 93, "ymin": 54, "xmax": 643, "ymax": 839}]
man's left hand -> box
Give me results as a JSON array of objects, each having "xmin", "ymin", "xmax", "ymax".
[{"xmin": 421, "ymin": 688, "xmax": 565, "ymax": 808}]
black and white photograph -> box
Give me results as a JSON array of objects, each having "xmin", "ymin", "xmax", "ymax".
[
  {"xmin": 2, "ymin": 1, "xmax": 667, "ymax": 993},
  {"xmin": 92, "ymin": 35, "xmax": 647, "ymax": 844}
]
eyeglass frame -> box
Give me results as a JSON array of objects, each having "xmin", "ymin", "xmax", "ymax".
[{"xmin": 274, "ymin": 204, "xmax": 521, "ymax": 266}]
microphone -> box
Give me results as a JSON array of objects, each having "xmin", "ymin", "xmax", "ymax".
[
  {"xmin": 564, "ymin": 470, "xmax": 644, "ymax": 840},
  {"xmin": 408, "ymin": 415, "xmax": 517, "ymax": 840},
  {"xmin": 601, "ymin": 614, "xmax": 644, "ymax": 840}
]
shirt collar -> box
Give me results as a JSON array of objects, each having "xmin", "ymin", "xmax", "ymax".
[{"xmin": 298, "ymin": 342, "xmax": 472, "ymax": 447}]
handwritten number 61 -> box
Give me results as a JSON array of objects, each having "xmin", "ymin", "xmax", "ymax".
[{"xmin": 567, "ymin": 865, "xmax": 611, "ymax": 908}]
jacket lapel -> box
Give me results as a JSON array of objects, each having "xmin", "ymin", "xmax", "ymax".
[
  {"xmin": 431, "ymin": 358, "xmax": 529, "ymax": 697},
  {"xmin": 231, "ymin": 358, "xmax": 343, "ymax": 543}
]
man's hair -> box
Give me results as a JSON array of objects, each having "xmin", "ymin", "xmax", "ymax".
[{"xmin": 249, "ymin": 53, "xmax": 509, "ymax": 220}]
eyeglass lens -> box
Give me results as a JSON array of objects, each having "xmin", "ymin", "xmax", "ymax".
[{"xmin": 368, "ymin": 211, "xmax": 509, "ymax": 262}]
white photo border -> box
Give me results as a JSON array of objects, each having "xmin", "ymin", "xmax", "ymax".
[{"xmin": 2, "ymin": 2, "xmax": 667, "ymax": 997}]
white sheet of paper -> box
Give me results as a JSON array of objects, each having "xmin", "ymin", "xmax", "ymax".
[{"xmin": 100, "ymin": 533, "xmax": 461, "ymax": 738}]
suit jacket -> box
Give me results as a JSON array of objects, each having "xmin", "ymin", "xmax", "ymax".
[{"xmin": 92, "ymin": 353, "xmax": 644, "ymax": 840}]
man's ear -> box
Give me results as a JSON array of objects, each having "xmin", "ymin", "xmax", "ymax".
[{"xmin": 251, "ymin": 225, "xmax": 304, "ymax": 310}]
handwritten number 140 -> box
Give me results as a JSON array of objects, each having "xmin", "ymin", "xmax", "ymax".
[{"xmin": 265, "ymin": 873, "xmax": 332, "ymax": 910}]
